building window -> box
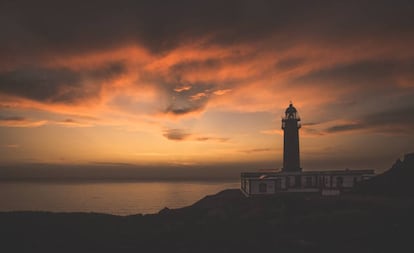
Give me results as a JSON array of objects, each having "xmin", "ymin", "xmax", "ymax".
[
  {"xmin": 325, "ymin": 176, "xmax": 330, "ymax": 187},
  {"xmin": 336, "ymin": 176, "xmax": 343, "ymax": 188},
  {"xmin": 275, "ymin": 179, "xmax": 282, "ymax": 190},
  {"xmin": 305, "ymin": 176, "xmax": 313, "ymax": 188},
  {"xmin": 259, "ymin": 183, "xmax": 267, "ymax": 193},
  {"xmin": 353, "ymin": 177, "xmax": 358, "ymax": 186}
]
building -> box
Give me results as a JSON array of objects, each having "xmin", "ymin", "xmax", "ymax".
[{"xmin": 241, "ymin": 103, "xmax": 374, "ymax": 196}]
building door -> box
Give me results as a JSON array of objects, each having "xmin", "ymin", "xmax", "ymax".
[
  {"xmin": 275, "ymin": 179, "xmax": 282, "ymax": 190},
  {"xmin": 295, "ymin": 176, "xmax": 301, "ymax": 188}
]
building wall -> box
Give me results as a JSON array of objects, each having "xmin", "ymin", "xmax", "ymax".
[
  {"xmin": 249, "ymin": 180, "xmax": 276, "ymax": 195},
  {"xmin": 241, "ymin": 170, "xmax": 374, "ymax": 196},
  {"xmin": 283, "ymin": 119, "xmax": 300, "ymax": 172}
]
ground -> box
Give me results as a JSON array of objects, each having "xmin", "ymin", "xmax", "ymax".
[{"xmin": 1, "ymin": 189, "xmax": 413, "ymax": 253}]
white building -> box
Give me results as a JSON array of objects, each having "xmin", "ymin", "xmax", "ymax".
[{"xmin": 241, "ymin": 170, "xmax": 374, "ymax": 196}]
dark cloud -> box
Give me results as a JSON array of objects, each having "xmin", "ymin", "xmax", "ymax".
[
  {"xmin": 325, "ymin": 123, "xmax": 362, "ymax": 133},
  {"xmin": 56, "ymin": 118, "xmax": 92, "ymax": 127},
  {"xmin": 301, "ymin": 127, "xmax": 324, "ymax": 136},
  {"xmin": 1, "ymin": 0, "xmax": 413, "ymax": 60},
  {"xmin": 325, "ymin": 105, "xmax": 414, "ymax": 134},
  {"xmin": 163, "ymin": 128, "xmax": 191, "ymax": 141},
  {"xmin": 195, "ymin": 137, "xmax": 229, "ymax": 142},
  {"xmin": 0, "ymin": 62, "xmax": 125, "ymax": 103},
  {"xmin": 275, "ymin": 58, "xmax": 305, "ymax": 71},
  {"xmin": 0, "ymin": 115, "xmax": 46, "ymax": 127},
  {"xmin": 163, "ymin": 83, "xmax": 214, "ymax": 116},
  {"xmin": 240, "ymin": 148, "xmax": 272, "ymax": 154},
  {"xmin": 164, "ymin": 103, "xmax": 205, "ymax": 116},
  {"xmin": 367, "ymin": 106, "xmax": 414, "ymax": 125},
  {"xmin": 162, "ymin": 128, "xmax": 229, "ymax": 142},
  {"xmin": 0, "ymin": 67, "xmax": 82, "ymax": 102},
  {"xmin": 294, "ymin": 60, "xmax": 412, "ymax": 89},
  {"xmin": 302, "ymin": 122, "xmax": 319, "ymax": 126},
  {"xmin": 169, "ymin": 59, "xmax": 223, "ymax": 74},
  {"xmin": 61, "ymin": 119, "xmax": 76, "ymax": 123},
  {"xmin": 0, "ymin": 116, "xmax": 26, "ymax": 121},
  {"xmin": 87, "ymin": 62, "xmax": 126, "ymax": 81}
]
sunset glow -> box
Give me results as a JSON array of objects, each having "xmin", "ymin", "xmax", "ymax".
[{"xmin": 0, "ymin": 1, "xmax": 413, "ymax": 176}]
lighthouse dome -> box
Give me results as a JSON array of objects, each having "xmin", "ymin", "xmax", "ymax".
[{"xmin": 285, "ymin": 103, "xmax": 297, "ymax": 114}]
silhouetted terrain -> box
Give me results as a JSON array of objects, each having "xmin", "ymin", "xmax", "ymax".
[
  {"xmin": 355, "ymin": 153, "xmax": 414, "ymax": 196},
  {"xmin": 1, "ymin": 155, "xmax": 413, "ymax": 253}
]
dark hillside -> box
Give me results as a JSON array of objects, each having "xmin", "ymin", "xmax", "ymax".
[
  {"xmin": 355, "ymin": 153, "xmax": 414, "ymax": 196},
  {"xmin": 1, "ymin": 189, "xmax": 413, "ymax": 253}
]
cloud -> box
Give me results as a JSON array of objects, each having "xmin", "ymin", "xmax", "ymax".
[
  {"xmin": 1, "ymin": 2, "xmax": 413, "ymax": 120},
  {"xmin": 261, "ymin": 129, "xmax": 282, "ymax": 135},
  {"xmin": 213, "ymin": 89, "xmax": 232, "ymax": 96},
  {"xmin": 0, "ymin": 62, "xmax": 125, "ymax": 104},
  {"xmin": 0, "ymin": 115, "xmax": 96, "ymax": 128},
  {"xmin": 195, "ymin": 137, "xmax": 229, "ymax": 142},
  {"xmin": 325, "ymin": 106, "xmax": 414, "ymax": 134},
  {"xmin": 190, "ymin": 92, "xmax": 207, "ymax": 101},
  {"xmin": 293, "ymin": 60, "xmax": 409, "ymax": 91},
  {"xmin": 325, "ymin": 123, "xmax": 362, "ymax": 133},
  {"xmin": 1, "ymin": 144, "xmax": 20, "ymax": 149},
  {"xmin": 0, "ymin": 0, "xmax": 413, "ymax": 138},
  {"xmin": 302, "ymin": 122, "xmax": 320, "ymax": 126},
  {"xmin": 2, "ymin": 0, "xmax": 413, "ymax": 60},
  {"xmin": 163, "ymin": 103, "xmax": 205, "ymax": 116},
  {"xmin": 174, "ymin": 85, "xmax": 192, "ymax": 92},
  {"xmin": 163, "ymin": 128, "xmax": 191, "ymax": 141},
  {"xmin": 298, "ymin": 127, "xmax": 324, "ymax": 137},
  {"xmin": 0, "ymin": 68, "xmax": 82, "ymax": 103},
  {"xmin": 55, "ymin": 118, "xmax": 94, "ymax": 128},
  {"xmin": 161, "ymin": 84, "xmax": 214, "ymax": 116},
  {"xmin": 0, "ymin": 115, "xmax": 47, "ymax": 127},
  {"xmin": 240, "ymin": 148, "xmax": 273, "ymax": 154},
  {"xmin": 162, "ymin": 128, "xmax": 229, "ymax": 142}
]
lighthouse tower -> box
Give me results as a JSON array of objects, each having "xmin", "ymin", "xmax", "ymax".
[{"xmin": 281, "ymin": 103, "xmax": 302, "ymax": 172}]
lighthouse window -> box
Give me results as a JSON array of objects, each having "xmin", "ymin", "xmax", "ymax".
[{"xmin": 259, "ymin": 183, "xmax": 267, "ymax": 193}]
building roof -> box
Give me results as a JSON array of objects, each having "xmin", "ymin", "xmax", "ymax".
[
  {"xmin": 285, "ymin": 103, "xmax": 297, "ymax": 114},
  {"xmin": 241, "ymin": 169, "xmax": 375, "ymax": 179}
]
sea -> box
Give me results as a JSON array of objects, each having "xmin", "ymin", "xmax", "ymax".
[{"xmin": 0, "ymin": 180, "xmax": 239, "ymax": 216}]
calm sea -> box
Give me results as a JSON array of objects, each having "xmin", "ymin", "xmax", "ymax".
[{"xmin": 0, "ymin": 181, "xmax": 239, "ymax": 215}]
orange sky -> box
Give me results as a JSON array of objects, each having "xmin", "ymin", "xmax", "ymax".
[{"xmin": 0, "ymin": 1, "xmax": 413, "ymax": 176}]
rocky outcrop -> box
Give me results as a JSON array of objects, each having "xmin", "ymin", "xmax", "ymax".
[{"xmin": 355, "ymin": 153, "xmax": 414, "ymax": 196}]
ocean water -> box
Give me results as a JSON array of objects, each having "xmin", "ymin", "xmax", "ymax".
[{"xmin": 0, "ymin": 180, "xmax": 239, "ymax": 215}]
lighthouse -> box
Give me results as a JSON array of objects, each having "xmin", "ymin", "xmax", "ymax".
[
  {"xmin": 281, "ymin": 103, "xmax": 301, "ymax": 172},
  {"xmin": 240, "ymin": 101, "xmax": 374, "ymax": 196}
]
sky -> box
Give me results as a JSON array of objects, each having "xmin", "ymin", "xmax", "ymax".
[{"xmin": 0, "ymin": 0, "xmax": 413, "ymax": 178}]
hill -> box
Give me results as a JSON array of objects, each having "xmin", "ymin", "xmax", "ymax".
[{"xmin": 355, "ymin": 153, "xmax": 414, "ymax": 196}]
